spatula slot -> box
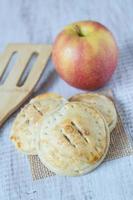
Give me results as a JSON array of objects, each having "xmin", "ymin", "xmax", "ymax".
[
  {"xmin": 0, "ymin": 52, "xmax": 19, "ymax": 85},
  {"xmin": 17, "ymin": 52, "xmax": 38, "ymax": 87},
  {"xmin": 0, "ymin": 44, "xmax": 52, "ymax": 127}
]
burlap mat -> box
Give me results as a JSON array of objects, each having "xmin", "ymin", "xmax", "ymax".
[{"xmin": 28, "ymin": 91, "xmax": 133, "ymax": 180}]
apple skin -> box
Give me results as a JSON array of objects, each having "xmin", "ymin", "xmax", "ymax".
[{"xmin": 52, "ymin": 21, "xmax": 118, "ymax": 90}]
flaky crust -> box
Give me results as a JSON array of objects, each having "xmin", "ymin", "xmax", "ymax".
[
  {"xmin": 10, "ymin": 93, "xmax": 67, "ymax": 155},
  {"xmin": 70, "ymin": 93, "xmax": 117, "ymax": 132},
  {"xmin": 37, "ymin": 102, "xmax": 110, "ymax": 176}
]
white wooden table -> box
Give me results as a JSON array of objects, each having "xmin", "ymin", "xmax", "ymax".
[{"xmin": 0, "ymin": 0, "xmax": 133, "ymax": 199}]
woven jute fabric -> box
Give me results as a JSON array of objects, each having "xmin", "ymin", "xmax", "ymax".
[{"xmin": 28, "ymin": 91, "xmax": 133, "ymax": 180}]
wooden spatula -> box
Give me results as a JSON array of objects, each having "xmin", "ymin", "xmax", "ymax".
[{"xmin": 0, "ymin": 43, "xmax": 52, "ymax": 127}]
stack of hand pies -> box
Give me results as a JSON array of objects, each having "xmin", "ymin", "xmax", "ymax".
[{"xmin": 10, "ymin": 92, "xmax": 117, "ymax": 176}]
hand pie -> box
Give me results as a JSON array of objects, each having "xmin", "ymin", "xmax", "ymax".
[
  {"xmin": 10, "ymin": 93, "xmax": 67, "ymax": 155},
  {"xmin": 37, "ymin": 102, "xmax": 110, "ymax": 176},
  {"xmin": 70, "ymin": 93, "xmax": 117, "ymax": 132}
]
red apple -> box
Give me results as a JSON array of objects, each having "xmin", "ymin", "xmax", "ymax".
[{"xmin": 52, "ymin": 21, "xmax": 118, "ymax": 90}]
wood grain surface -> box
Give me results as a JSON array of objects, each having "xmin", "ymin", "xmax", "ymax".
[{"xmin": 0, "ymin": 44, "xmax": 51, "ymax": 127}]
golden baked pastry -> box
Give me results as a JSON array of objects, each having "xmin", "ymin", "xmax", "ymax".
[
  {"xmin": 70, "ymin": 93, "xmax": 117, "ymax": 132},
  {"xmin": 37, "ymin": 102, "xmax": 110, "ymax": 176},
  {"xmin": 10, "ymin": 93, "xmax": 67, "ymax": 155}
]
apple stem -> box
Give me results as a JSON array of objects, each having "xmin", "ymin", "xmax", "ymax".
[{"xmin": 74, "ymin": 25, "xmax": 83, "ymax": 37}]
